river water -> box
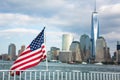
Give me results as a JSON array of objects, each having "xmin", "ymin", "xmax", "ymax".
[
  {"xmin": 1, "ymin": 61, "xmax": 120, "ymax": 80},
  {"xmin": 0, "ymin": 61, "xmax": 120, "ymax": 72}
]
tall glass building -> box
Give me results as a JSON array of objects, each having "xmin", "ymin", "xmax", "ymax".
[
  {"xmin": 8, "ymin": 43, "xmax": 16, "ymax": 60},
  {"xmin": 91, "ymin": 1, "xmax": 99, "ymax": 58},
  {"xmin": 80, "ymin": 34, "xmax": 91, "ymax": 62}
]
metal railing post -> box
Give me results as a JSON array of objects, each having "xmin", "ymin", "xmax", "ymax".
[
  {"xmin": 30, "ymin": 71, "xmax": 32, "ymax": 80},
  {"xmin": 35, "ymin": 71, "xmax": 37, "ymax": 80},
  {"xmin": 8, "ymin": 71, "xmax": 10, "ymax": 80},
  {"xmin": 39, "ymin": 72, "xmax": 41, "ymax": 80},
  {"xmin": 2, "ymin": 71, "xmax": 4, "ymax": 80},
  {"xmin": 49, "ymin": 71, "xmax": 50, "ymax": 80},
  {"xmin": 61, "ymin": 72, "xmax": 63, "ymax": 80},
  {"xmin": 69, "ymin": 72, "xmax": 71, "ymax": 80},
  {"xmin": 24, "ymin": 71, "xmax": 27, "ymax": 80},
  {"xmin": 53, "ymin": 71, "xmax": 55, "ymax": 80}
]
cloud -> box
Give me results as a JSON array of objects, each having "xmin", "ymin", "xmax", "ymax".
[
  {"xmin": 99, "ymin": 3, "xmax": 120, "ymax": 34},
  {"xmin": 0, "ymin": 28, "xmax": 40, "ymax": 41},
  {"xmin": 0, "ymin": 0, "xmax": 93, "ymax": 36},
  {"xmin": 0, "ymin": 13, "xmax": 39, "ymax": 27},
  {"xmin": 100, "ymin": 3, "xmax": 120, "ymax": 18},
  {"xmin": 0, "ymin": 11, "xmax": 90, "ymax": 37},
  {"xmin": 0, "ymin": 28, "xmax": 39, "ymax": 34},
  {"xmin": 103, "ymin": 32, "xmax": 120, "ymax": 40},
  {"xmin": 0, "ymin": 0, "xmax": 67, "ymax": 17},
  {"xmin": 0, "ymin": 13, "xmax": 72, "ymax": 29}
]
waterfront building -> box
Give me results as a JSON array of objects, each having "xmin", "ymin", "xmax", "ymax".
[
  {"xmin": 59, "ymin": 51, "xmax": 72, "ymax": 63},
  {"xmin": 0, "ymin": 55, "xmax": 2, "ymax": 60},
  {"xmin": 62, "ymin": 34, "xmax": 73, "ymax": 51},
  {"xmin": 80, "ymin": 34, "xmax": 91, "ymax": 62},
  {"xmin": 18, "ymin": 45, "xmax": 25, "ymax": 55},
  {"xmin": 115, "ymin": 50, "xmax": 120, "ymax": 63},
  {"xmin": 47, "ymin": 51, "xmax": 52, "ymax": 61},
  {"xmin": 91, "ymin": 0, "xmax": 99, "ymax": 58},
  {"xmin": 95, "ymin": 37, "xmax": 107, "ymax": 62},
  {"xmin": 50, "ymin": 47, "xmax": 60, "ymax": 60},
  {"xmin": 104, "ymin": 47, "xmax": 112, "ymax": 63},
  {"xmin": 117, "ymin": 41, "xmax": 120, "ymax": 50},
  {"xmin": 18, "ymin": 50, "xmax": 21, "ymax": 56},
  {"xmin": 0, "ymin": 54, "xmax": 9, "ymax": 60},
  {"xmin": 114, "ymin": 41, "xmax": 120, "ymax": 63},
  {"xmin": 112, "ymin": 51, "xmax": 117, "ymax": 62},
  {"xmin": 8, "ymin": 43, "xmax": 16, "ymax": 60},
  {"xmin": 21, "ymin": 45, "xmax": 25, "ymax": 53},
  {"xmin": 70, "ymin": 41, "xmax": 82, "ymax": 62}
]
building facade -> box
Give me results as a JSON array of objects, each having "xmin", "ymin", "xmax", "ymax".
[
  {"xmin": 91, "ymin": 10, "xmax": 99, "ymax": 58},
  {"xmin": 50, "ymin": 47, "xmax": 60, "ymax": 60},
  {"xmin": 59, "ymin": 51, "xmax": 72, "ymax": 63},
  {"xmin": 18, "ymin": 45, "xmax": 26, "ymax": 55},
  {"xmin": 62, "ymin": 34, "xmax": 73, "ymax": 51},
  {"xmin": 80, "ymin": 34, "xmax": 91, "ymax": 62},
  {"xmin": 117, "ymin": 41, "xmax": 120, "ymax": 50},
  {"xmin": 113, "ymin": 41, "xmax": 120, "ymax": 64},
  {"xmin": 105, "ymin": 47, "xmax": 111, "ymax": 62},
  {"xmin": 70, "ymin": 41, "xmax": 82, "ymax": 62},
  {"xmin": 47, "ymin": 51, "xmax": 52, "ymax": 61},
  {"xmin": 8, "ymin": 43, "xmax": 16, "ymax": 60},
  {"xmin": 95, "ymin": 37, "xmax": 107, "ymax": 62}
]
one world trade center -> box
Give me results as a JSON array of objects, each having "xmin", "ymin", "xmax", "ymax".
[{"xmin": 91, "ymin": 0, "xmax": 99, "ymax": 59}]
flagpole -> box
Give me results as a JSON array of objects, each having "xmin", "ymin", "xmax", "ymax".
[{"xmin": 44, "ymin": 27, "xmax": 49, "ymax": 71}]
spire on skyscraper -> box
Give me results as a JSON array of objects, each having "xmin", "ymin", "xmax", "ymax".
[{"xmin": 94, "ymin": 0, "xmax": 96, "ymax": 12}]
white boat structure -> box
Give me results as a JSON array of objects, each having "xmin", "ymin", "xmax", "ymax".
[
  {"xmin": 49, "ymin": 60, "xmax": 61, "ymax": 63},
  {"xmin": 81, "ymin": 62, "xmax": 87, "ymax": 64},
  {"xmin": 95, "ymin": 62, "xmax": 103, "ymax": 65}
]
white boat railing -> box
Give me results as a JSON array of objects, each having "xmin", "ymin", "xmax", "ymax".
[{"xmin": 0, "ymin": 70, "xmax": 120, "ymax": 80}]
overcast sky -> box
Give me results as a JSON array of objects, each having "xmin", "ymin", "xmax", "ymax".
[{"xmin": 0, "ymin": 0, "xmax": 120, "ymax": 55}]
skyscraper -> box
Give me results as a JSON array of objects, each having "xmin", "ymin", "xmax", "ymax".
[
  {"xmin": 8, "ymin": 43, "xmax": 16, "ymax": 60},
  {"xmin": 70, "ymin": 41, "xmax": 82, "ymax": 62},
  {"xmin": 80, "ymin": 34, "xmax": 91, "ymax": 62},
  {"xmin": 18, "ymin": 45, "xmax": 25, "ymax": 55},
  {"xmin": 95, "ymin": 37, "xmax": 107, "ymax": 62},
  {"xmin": 50, "ymin": 47, "xmax": 60, "ymax": 60},
  {"xmin": 114, "ymin": 41, "xmax": 120, "ymax": 64},
  {"xmin": 117, "ymin": 41, "xmax": 120, "ymax": 50},
  {"xmin": 91, "ymin": 0, "xmax": 99, "ymax": 58},
  {"xmin": 62, "ymin": 34, "xmax": 73, "ymax": 51},
  {"xmin": 21, "ymin": 45, "xmax": 25, "ymax": 52}
]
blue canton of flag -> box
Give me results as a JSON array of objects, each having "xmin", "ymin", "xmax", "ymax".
[{"xmin": 30, "ymin": 28, "xmax": 44, "ymax": 51}]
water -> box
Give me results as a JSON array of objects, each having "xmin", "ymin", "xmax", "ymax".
[
  {"xmin": 0, "ymin": 61, "xmax": 120, "ymax": 72},
  {"xmin": 1, "ymin": 61, "xmax": 120, "ymax": 80}
]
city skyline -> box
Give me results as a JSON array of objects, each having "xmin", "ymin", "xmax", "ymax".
[{"xmin": 0, "ymin": 0, "xmax": 120, "ymax": 55}]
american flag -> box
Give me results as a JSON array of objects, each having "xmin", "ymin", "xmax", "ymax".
[{"xmin": 10, "ymin": 27, "xmax": 46, "ymax": 75}]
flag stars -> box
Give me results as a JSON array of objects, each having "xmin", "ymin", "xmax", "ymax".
[{"xmin": 30, "ymin": 31, "xmax": 44, "ymax": 51}]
